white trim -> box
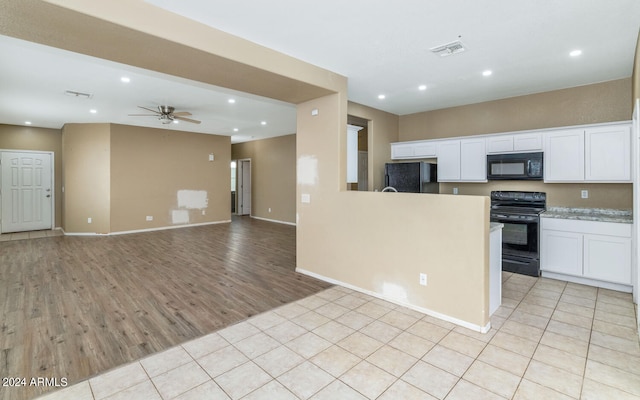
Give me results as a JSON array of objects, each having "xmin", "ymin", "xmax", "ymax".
[
  {"xmin": 251, "ymin": 215, "xmax": 296, "ymax": 226},
  {"xmin": 296, "ymin": 267, "xmax": 491, "ymax": 333},
  {"xmin": 541, "ymin": 270, "xmax": 633, "ymax": 293},
  {"xmin": 63, "ymin": 220, "xmax": 231, "ymax": 236}
]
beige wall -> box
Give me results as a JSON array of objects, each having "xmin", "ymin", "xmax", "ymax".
[
  {"xmin": 110, "ymin": 124, "xmax": 230, "ymax": 232},
  {"xmin": 62, "ymin": 123, "xmax": 111, "ymax": 233},
  {"xmin": 399, "ymin": 79, "xmax": 633, "ymax": 210},
  {"xmin": 232, "ymin": 135, "xmax": 296, "ymax": 224},
  {"xmin": 400, "ymin": 79, "xmax": 631, "ymax": 140},
  {"xmin": 0, "ymin": 124, "xmax": 63, "ymax": 228}
]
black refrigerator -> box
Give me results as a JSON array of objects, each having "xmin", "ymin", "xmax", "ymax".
[{"xmin": 384, "ymin": 162, "xmax": 439, "ymax": 193}]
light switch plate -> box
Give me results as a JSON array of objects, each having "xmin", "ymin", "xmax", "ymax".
[{"xmin": 301, "ymin": 193, "xmax": 311, "ymax": 203}]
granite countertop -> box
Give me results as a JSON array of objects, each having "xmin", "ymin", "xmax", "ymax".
[{"xmin": 541, "ymin": 207, "xmax": 632, "ymax": 224}]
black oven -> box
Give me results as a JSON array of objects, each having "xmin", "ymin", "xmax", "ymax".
[
  {"xmin": 491, "ymin": 213, "xmax": 541, "ymax": 276},
  {"xmin": 487, "ymin": 152, "xmax": 543, "ymax": 180},
  {"xmin": 490, "ymin": 191, "xmax": 546, "ymax": 277}
]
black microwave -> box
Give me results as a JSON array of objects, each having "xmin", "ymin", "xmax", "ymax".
[{"xmin": 487, "ymin": 152, "xmax": 543, "ymax": 180}]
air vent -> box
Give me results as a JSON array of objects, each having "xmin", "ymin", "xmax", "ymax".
[
  {"xmin": 429, "ymin": 40, "xmax": 467, "ymax": 57},
  {"xmin": 64, "ymin": 90, "xmax": 93, "ymax": 99}
]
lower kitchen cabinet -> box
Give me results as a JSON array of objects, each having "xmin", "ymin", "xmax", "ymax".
[
  {"xmin": 583, "ymin": 234, "xmax": 631, "ymax": 284},
  {"xmin": 541, "ymin": 218, "xmax": 632, "ymax": 290}
]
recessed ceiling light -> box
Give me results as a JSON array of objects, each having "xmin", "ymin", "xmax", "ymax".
[
  {"xmin": 570, "ymin": 49, "xmax": 582, "ymax": 57},
  {"xmin": 378, "ymin": 94, "xmax": 386, "ymax": 100},
  {"xmin": 261, "ymin": 121, "xmax": 267, "ymax": 125},
  {"xmin": 418, "ymin": 85, "xmax": 427, "ymax": 91},
  {"xmin": 228, "ymin": 99, "xmax": 236, "ymax": 104},
  {"xmin": 89, "ymin": 109, "xmax": 97, "ymax": 114},
  {"xmin": 25, "ymin": 121, "xmax": 32, "ymax": 125},
  {"xmin": 482, "ymin": 70, "xmax": 493, "ymax": 77},
  {"xmin": 120, "ymin": 77, "xmax": 130, "ymax": 83},
  {"xmin": 233, "ymin": 128, "xmax": 239, "ymax": 132}
]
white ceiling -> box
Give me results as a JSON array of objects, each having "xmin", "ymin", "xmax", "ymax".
[{"xmin": 2, "ymin": 1, "xmax": 639, "ymax": 142}]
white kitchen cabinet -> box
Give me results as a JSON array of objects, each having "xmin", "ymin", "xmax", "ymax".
[
  {"xmin": 541, "ymin": 229, "xmax": 583, "ymax": 276},
  {"xmin": 583, "ymin": 234, "xmax": 631, "ymax": 284},
  {"xmin": 544, "ymin": 123, "xmax": 631, "ymax": 183},
  {"xmin": 544, "ymin": 129, "xmax": 585, "ymax": 182},
  {"xmin": 435, "ymin": 138, "xmax": 486, "ymax": 182},
  {"xmin": 391, "ymin": 143, "xmax": 414, "ymax": 159},
  {"xmin": 585, "ymin": 125, "xmax": 631, "ymax": 182},
  {"xmin": 391, "ymin": 141, "xmax": 437, "ymax": 159},
  {"xmin": 436, "ymin": 140, "xmax": 460, "ymax": 181},
  {"xmin": 460, "ymin": 138, "xmax": 487, "ymax": 181},
  {"xmin": 541, "ymin": 218, "xmax": 632, "ymax": 289},
  {"xmin": 487, "ymin": 133, "xmax": 542, "ymax": 153},
  {"xmin": 413, "ymin": 142, "xmax": 437, "ymax": 158}
]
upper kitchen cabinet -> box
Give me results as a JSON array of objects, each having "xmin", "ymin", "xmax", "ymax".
[
  {"xmin": 391, "ymin": 141, "xmax": 436, "ymax": 159},
  {"xmin": 544, "ymin": 123, "xmax": 631, "ymax": 183},
  {"xmin": 487, "ymin": 133, "xmax": 542, "ymax": 154},
  {"xmin": 437, "ymin": 138, "xmax": 486, "ymax": 182},
  {"xmin": 585, "ymin": 125, "xmax": 631, "ymax": 182},
  {"xmin": 436, "ymin": 140, "xmax": 460, "ymax": 180},
  {"xmin": 544, "ymin": 129, "xmax": 585, "ymax": 182}
]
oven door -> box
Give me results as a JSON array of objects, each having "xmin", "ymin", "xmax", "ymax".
[{"xmin": 491, "ymin": 213, "xmax": 540, "ymax": 276}]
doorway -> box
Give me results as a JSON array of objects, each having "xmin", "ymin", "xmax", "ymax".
[
  {"xmin": 236, "ymin": 159, "xmax": 252, "ymax": 216},
  {"xmin": 347, "ymin": 115, "xmax": 370, "ymax": 191},
  {"xmin": 0, "ymin": 150, "xmax": 54, "ymax": 233}
]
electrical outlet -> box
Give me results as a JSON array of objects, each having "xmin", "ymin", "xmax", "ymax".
[
  {"xmin": 581, "ymin": 190, "xmax": 589, "ymax": 199},
  {"xmin": 419, "ymin": 273, "xmax": 427, "ymax": 286},
  {"xmin": 146, "ymin": 216, "xmax": 153, "ymax": 221},
  {"xmin": 87, "ymin": 217, "xmax": 92, "ymax": 224},
  {"xmin": 453, "ymin": 187, "xmax": 459, "ymax": 195}
]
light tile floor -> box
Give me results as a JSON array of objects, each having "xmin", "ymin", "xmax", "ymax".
[{"xmin": 36, "ymin": 273, "xmax": 640, "ymax": 400}]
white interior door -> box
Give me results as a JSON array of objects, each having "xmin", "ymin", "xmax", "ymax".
[
  {"xmin": 238, "ymin": 159, "xmax": 251, "ymax": 216},
  {"xmin": 1, "ymin": 151, "xmax": 53, "ymax": 233}
]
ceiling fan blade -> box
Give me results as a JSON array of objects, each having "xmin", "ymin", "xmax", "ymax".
[
  {"xmin": 172, "ymin": 111, "xmax": 192, "ymax": 116},
  {"xmin": 128, "ymin": 114, "xmax": 158, "ymax": 117},
  {"xmin": 175, "ymin": 116, "xmax": 201, "ymax": 124},
  {"xmin": 137, "ymin": 106, "xmax": 160, "ymax": 114}
]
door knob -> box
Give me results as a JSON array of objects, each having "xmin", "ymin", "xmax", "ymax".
[{"xmin": 46, "ymin": 194, "xmax": 51, "ymax": 198}]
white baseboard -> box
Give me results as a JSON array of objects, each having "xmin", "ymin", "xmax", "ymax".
[
  {"xmin": 296, "ymin": 268, "xmax": 491, "ymax": 333},
  {"xmin": 541, "ymin": 270, "xmax": 633, "ymax": 293},
  {"xmin": 251, "ymin": 215, "xmax": 296, "ymax": 226},
  {"xmin": 63, "ymin": 220, "xmax": 231, "ymax": 236}
]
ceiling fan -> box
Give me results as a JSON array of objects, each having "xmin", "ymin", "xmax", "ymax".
[{"xmin": 129, "ymin": 105, "xmax": 201, "ymax": 124}]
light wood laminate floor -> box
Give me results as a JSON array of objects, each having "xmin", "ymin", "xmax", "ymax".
[{"xmin": 0, "ymin": 217, "xmax": 331, "ymax": 400}]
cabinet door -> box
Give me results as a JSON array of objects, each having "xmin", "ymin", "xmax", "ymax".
[
  {"xmin": 487, "ymin": 136, "xmax": 513, "ymax": 153},
  {"xmin": 436, "ymin": 140, "xmax": 461, "ymax": 181},
  {"xmin": 585, "ymin": 125, "xmax": 631, "ymax": 182},
  {"xmin": 460, "ymin": 138, "xmax": 487, "ymax": 181},
  {"xmin": 544, "ymin": 129, "xmax": 585, "ymax": 182},
  {"xmin": 541, "ymin": 229, "xmax": 583, "ymax": 276},
  {"xmin": 413, "ymin": 142, "xmax": 437, "ymax": 158},
  {"xmin": 583, "ymin": 234, "xmax": 631, "ymax": 284},
  {"xmin": 391, "ymin": 143, "xmax": 414, "ymax": 159},
  {"xmin": 513, "ymin": 133, "xmax": 542, "ymax": 151}
]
